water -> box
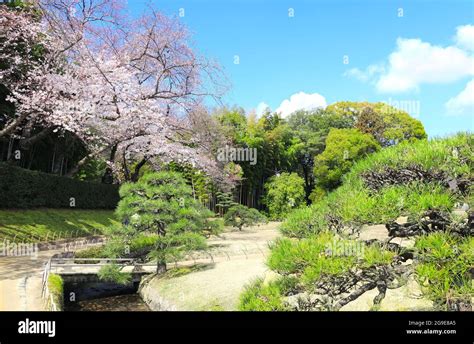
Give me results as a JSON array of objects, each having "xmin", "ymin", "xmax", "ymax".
[
  {"xmin": 64, "ymin": 281, "xmax": 150, "ymax": 311},
  {"xmin": 67, "ymin": 294, "xmax": 151, "ymax": 311}
]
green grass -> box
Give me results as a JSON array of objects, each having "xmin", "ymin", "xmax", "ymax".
[
  {"xmin": 238, "ymin": 277, "xmax": 289, "ymax": 311},
  {"xmin": 0, "ymin": 209, "xmax": 118, "ymax": 243},
  {"xmin": 47, "ymin": 274, "xmax": 64, "ymax": 310},
  {"xmin": 415, "ymin": 233, "xmax": 473, "ymax": 308},
  {"xmin": 268, "ymin": 232, "xmax": 395, "ymax": 287}
]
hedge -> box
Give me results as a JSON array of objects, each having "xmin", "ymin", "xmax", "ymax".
[{"xmin": 0, "ymin": 163, "xmax": 119, "ymax": 209}]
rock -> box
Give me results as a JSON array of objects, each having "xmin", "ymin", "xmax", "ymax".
[
  {"xmin": 358, "ymin": 224, "xmax": 389, "ymax": 241},
  {"xmin": 390, "ymin": 237, "xmax": 415, "ymax": 249},
  {"xmin": 452, "ymin": 209, "xmax": 468, "ymax": 219},
  {"xmin": 339, "ymin": 288, "xmax": 379, "ymax": 311},
  {"xmin": 340, "ymin": 275, "xmax": 433, "ymax": 311},
  {"xmin": 138, "ymin": 275, "xmax": 178, "ymax": 311},
  {"xmin": 396, "ymin": 216, "xmax": 409, "ymax": 224},
  {"xmin": 379, "ymin": 276, "xmax": 433, "ymax": 311}
]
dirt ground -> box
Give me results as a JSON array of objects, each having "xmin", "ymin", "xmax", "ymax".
[{"xmin": 142, "ymin": 222, "xmax": 281, "ymax": 311}]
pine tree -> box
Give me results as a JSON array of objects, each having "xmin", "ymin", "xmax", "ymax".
[
  {"xmin": 215, "ymin": 191, "xmax": 237, "ymax": 216},
  {"xmin": 115, "ymin": 171, "xmax": 221, "ymax": 273}
]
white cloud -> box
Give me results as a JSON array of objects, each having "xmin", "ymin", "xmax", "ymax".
[
  {"xmin": 275, "ymin": 92, "xmax": 327, "ymax": 117},
  {"xmin": 375, "ymin": 38, "xmax": 474, "ymax": 93},
  {"xmin": 255, "ymin": 102, "xmax": 270, "ymax": 117},
  {"xmin": 445, "ymin": 79, "xmax": 474, "ymax": 116},
  {"xmin": 345, "ymin": 25, "xmax": 474, "ymax": 94},
  {"xmin": 344, "ymin": 64, "xmax": 385, "ymax": 83},
  {"xmin": 455, "ymin": 24, "xmax": 474, "ymax": 51}
]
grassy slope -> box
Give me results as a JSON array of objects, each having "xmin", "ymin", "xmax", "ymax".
[{"xmin": 0, "ymin": 209, "xmax": 118, "ymax": 242}]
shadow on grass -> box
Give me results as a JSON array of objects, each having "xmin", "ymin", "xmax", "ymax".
[{"xmin": 0, "ymin": 209, "xmax": 118, "ymax": 242}]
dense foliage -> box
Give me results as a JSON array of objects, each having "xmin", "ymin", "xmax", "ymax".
[
  {"xmin": 326, "ymin": 101, "xmax": 427, "ymax": 146},
  {"xmin": 313, "ymin": 128, "xmax": 380, "ymax": 191},
  {"xmin": 224, "ymin": 204, "xmax": 267, "ymax": 231},
  {"xmin": 112, "ymin": 171, "xmax": 222, "ymax": 273},
  {"xmin": 263, "ymin": 172, "xmax": 306, "ymax": 219},
  {"xmin": 281, "ymin": 133, "xmax": 472, "ymax": 238},
  {"xmin": 0, "ymin": 163, "xmax": 119, "ymax": 209},
  {"xmin": 241, "ymin": 133, "xmax": 473, "ymax": 311},
  {"xmin": 213, "ymin": 102, "xmax": 426, "ymax": 211}
]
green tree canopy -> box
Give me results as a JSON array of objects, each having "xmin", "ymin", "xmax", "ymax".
[
  {"xmin": 326, "ymin": 101, "xmax": 427, "ymax": 146},
  {"xmin": 286, "ymin": 109, "xmax": 353, "ymax": 200},
  {"xmin": 264, "ymin": 172, "xmax": 306, "ymax": 219},
  {"xmin": 313, "ymin": 128, "xmax": 380, "ymax": 191}
]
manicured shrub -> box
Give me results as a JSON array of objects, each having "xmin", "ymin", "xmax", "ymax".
[
  {"xmin": 280, "ymin": 134, "xmax": 472, "ymax": 238},
  {"xmin": 245, "ymin": 133, "xmax": 472, "ymax": 311},
  {"xmin": 279, "ymin": 204, "xmax": 328, "ymax": 238},
  {"xmin": 114, "ymin": 171, "xmax": 217, "ymax": 273},
  {"xmin": 268, "ymin": 232, "xmax": 396, "ymax": 286},
  {"xmin": 224, "ymin": 204, "xmax": 267, "ymax": 231},
  {"xmin": 0, "ymin": 163, "xmax": 119, "ymax": 209}
]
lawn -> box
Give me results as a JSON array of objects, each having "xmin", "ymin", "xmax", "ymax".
[{"xmin": 0, "ymin": 209, "xmax": 118, "ymax": 243}]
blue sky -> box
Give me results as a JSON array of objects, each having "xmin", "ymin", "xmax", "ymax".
[{"xmin": 128, "ymin": 0, "xmax": 474, "ymax": 137}]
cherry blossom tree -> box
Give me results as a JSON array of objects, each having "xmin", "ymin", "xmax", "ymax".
[{"xmin": 0, "ymin": 1, "xmax": 232, "ymax": 187}]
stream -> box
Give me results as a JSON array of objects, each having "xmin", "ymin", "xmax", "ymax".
[
  {"xmin": 64, "ymin": 281, "xmax": 150, "ymax": 311},
  {"xmin": 66, "ymin": 294, "xmax": 150, "ymax": 311}
]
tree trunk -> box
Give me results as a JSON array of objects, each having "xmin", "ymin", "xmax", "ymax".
[
  {"xmin": 66, "ymin": 147, "xmax": 108, "ymax": 177},
  {"xmin": 302, "ymin": 163, "xmax": 314, "ymax": 204},
  {"xmin": 19, "ymin": 127, "xmax": 53, "ymax": 149},
  {"xmin": 0, "ymin": 111, "xmax": 31, "ymax": 139},
  {"xmin": 156, "ymin": 261, "xmax": 167, "ymax": 274},
  {"xmin": 130, "ymin": 157, "xmax": 147, "ymax": 182}
]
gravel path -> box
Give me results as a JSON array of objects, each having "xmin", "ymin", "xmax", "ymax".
[{"xmin": 141, "ymin": 222, "xmax": 281, "ymax": 311}]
